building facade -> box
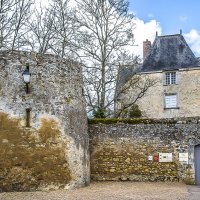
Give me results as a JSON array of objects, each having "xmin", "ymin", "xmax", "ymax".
[{"xmin": 118, "ymin": 33, "xmax": 200, "ymax": 118}]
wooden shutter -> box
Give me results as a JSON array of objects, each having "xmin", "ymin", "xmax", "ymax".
[{"xmin": 165, "ymin": 94, "xmax": 177, "ymax": 108}]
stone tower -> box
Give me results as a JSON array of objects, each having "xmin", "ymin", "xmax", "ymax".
[{"xmin": 0, "ymin": 50, "xmax": 90, "ymax": 191}]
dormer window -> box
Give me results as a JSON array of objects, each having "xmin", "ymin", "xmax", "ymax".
[{"xmin": 165, "ymin": 72, "xmax": 176, "ymax": 85}]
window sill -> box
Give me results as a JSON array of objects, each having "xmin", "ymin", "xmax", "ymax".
[
  {"xmin": 163, "ymin": 83, "xmax": 178, "ymax": 86},
  {"xmin": 164, "ymin": 107, "xmax": 180, "ymax": 110}
]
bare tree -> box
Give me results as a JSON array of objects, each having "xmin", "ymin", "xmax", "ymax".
[
  {"xmin": 24, "ymin": 0, "xmax": 78, "ymax": 55},
  {"xmin": 24, "ymin": 5, "xmax": 56, "ymax": 53},
  {"xmin": 0, "ymin": 0, "xmax": 33, "ymax": 50},
  {"xmin": 0, "ymin": 0, "xmax": 156, "ymax": 118},
  {"xmin": 75, "ymin": 0, "xmax": 135, "ymax": 117},
  {"xmin": 114, "ymin": 65, "xmax": 157, "ymax": 117},
  {"xmin": 11, "ymin": 0, "xmax": 33, "ymax": 50},
  {"xmin": 48, "ymin": 0, "xmax": 79, "ymax": 58},
  {"xmin": 0, "ymin": 0, "xmax": 17, "ymax": 49}
]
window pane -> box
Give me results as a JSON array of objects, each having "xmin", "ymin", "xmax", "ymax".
[
  {"xmin": 171, "ymin": 72, "xmax": 176, "ymax": 84},
  {"xmin": 165, "ymin": 73, "xmax": 170, "ymax": 85},
  {"xmin": 165, "ymin": 94, "xmax": 177, "ymax": 108},
  {"xmin": 165, "ymin": 72, "xmax": 176, "ymax": 85}
]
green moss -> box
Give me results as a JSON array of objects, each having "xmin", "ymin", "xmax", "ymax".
[
  {"xmin": 184, "ymin": 178, "xmax": 195, "ymax": 185},
  {"xmin": 88, "ymin": 118, "xmax": 178, "ymax": 125}
]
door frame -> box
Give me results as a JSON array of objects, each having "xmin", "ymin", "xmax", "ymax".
[{"xmin": 195, "ymin": 144, "xmax": 200, "ymax": 185}]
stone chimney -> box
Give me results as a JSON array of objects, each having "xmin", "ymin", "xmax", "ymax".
[{"xmin": 143, "ymin": 39, "xmax": 151, "ymax": 60}]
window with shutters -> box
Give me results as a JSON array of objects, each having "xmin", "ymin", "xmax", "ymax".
[
  {"xmin": 164, "ymin": 94, "xmax": 178, "ymax": 109},
  {"xmin": 165, "ymin": 72, "xmax": 176, "ymax": 85}
]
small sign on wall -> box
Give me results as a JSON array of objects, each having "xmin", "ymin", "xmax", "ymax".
[
  {"xmin": 153, "ymin": 154, "xmax": 159, "ymax": 161},
  {"xmin": 179, "ymin": 153, "xmax": 188, "ymax": 163},
  {"xmin": 159, "ymin": 153, "xmax": 173, "ymax": 162},
  {"xmin": 148, "ymin": 155, "xmax": 153, "ymax": 161}
]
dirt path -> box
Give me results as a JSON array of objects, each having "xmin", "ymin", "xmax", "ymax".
[{"xmin": 0, "ymin": 182, "xmax": 189, "ymax": 200}]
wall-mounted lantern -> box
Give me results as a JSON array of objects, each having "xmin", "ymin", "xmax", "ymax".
[
  {"xmin": 22, "ymin": 68, "xmax": 31, "ymax": 83},
  {"xmin": 22, "ymin": 64, "xmax": 31, "ymax": 93}
]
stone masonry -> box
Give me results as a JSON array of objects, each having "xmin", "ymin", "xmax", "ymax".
[
  {"xmin": 117, "ymin": 34, "xmax": 200, "ymax": 119},
  {"xmin": 121, "ymin": 68, "xmax": 200, "ymax": 118},
  {"xmin": 89, "ymin": 119, "xmax": 200, "ymax": 184},
  {"xmin": 0, "ymin": 51, "xmax": 90, "ymax": 192},
  {"xmin": 143, "ymin": 39, "xmax": 151, "ymax": 60}
]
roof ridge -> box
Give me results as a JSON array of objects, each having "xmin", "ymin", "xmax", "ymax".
[{"xmin": 158, "ymin": 34, "xmax": 181, "ymax": 38}]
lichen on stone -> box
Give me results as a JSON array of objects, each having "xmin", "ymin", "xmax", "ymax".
[{"xmin": 0, "ymin": 112, "xmax": 71, "ymax": 192}]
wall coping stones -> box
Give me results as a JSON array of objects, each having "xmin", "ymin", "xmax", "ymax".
[{"xmin": 88, "ymin": 117, "xmax": 200, "ymax": 125}]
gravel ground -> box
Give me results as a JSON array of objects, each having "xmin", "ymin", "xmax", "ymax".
[
  {"xmin": 0, "ymin": 182, "xmax": 189, "ymax": 200},
  {"xmin": 187, "ymin": 185, "xmax": 200, "ymax": 200}
]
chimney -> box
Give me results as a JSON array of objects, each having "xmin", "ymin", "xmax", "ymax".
[{"xmin": 143, "ymin": 39, "xmax": 151, "ymax": 60}]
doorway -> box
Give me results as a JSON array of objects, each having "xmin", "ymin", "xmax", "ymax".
[{"xmin": 195, "ymin": 145, "xmax": 200, "ymax": 185}]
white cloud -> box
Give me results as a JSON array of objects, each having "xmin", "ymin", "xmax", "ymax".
[
  {"xmin": 132, "ymin": 18, "xmax": 162, "ymax": 58},
  {"xmin": 184, "ymin": 29, "xmax": 200, "ymax": 57},
  {"xmin": 131, "ymin": 19, "xmax": 200, "ymax": 59}
]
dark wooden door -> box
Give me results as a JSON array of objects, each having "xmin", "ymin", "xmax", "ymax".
[{"xmin": 195, "ymin": 145, "xmax": 200, "ymax": 185}]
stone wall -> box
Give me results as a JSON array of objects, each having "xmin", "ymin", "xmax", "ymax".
[
  {"xmin": 89, "ymin": 119, "xmax": 200, "ymax": 183},
  {"xmin": 0, "ymin": 51, "xmax": 89, "ymax": 192},
  {"xmin": 118, "ymin": 68, "xmax": 200, "ymax": 118}
]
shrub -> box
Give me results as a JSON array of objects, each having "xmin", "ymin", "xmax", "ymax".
[
  {"xmin": 93, "ymin": 107, "xmax": 106, "ymax": 118},
  {"xmin": 129, "ymin": 104, "xmax": 142, "ymax": 118}
]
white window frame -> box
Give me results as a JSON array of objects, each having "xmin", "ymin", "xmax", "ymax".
[
  {"xmin": 164, "ymin": 71, "xmax": 177, "ymax": 85},
  {"xmin": 164, "ymin": 93, "xmax": 178, "ymax": 109}
]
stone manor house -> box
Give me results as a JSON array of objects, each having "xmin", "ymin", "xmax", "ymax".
[{"xmin": 117, "ymin": 32, "xmax": 200, "ymax": 118}]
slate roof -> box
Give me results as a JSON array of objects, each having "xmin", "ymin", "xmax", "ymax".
[
  {"xmin": 115, "ymin": 65, "xmax": 139, "ymax": 99},
  {"xmin": 116, "ymin": 33, "xmax": 200, "ymax": 96},
  {"xmin": 141, "ymin": 34, "xmax": 200, "ymax": 72}
]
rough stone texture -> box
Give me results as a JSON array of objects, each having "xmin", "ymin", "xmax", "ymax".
[
  {"xmin": 117, "ymin": 34, "xmax": 200, "ymax": 118},
  {"xmin": 143, "ymin": 39, "xmax": 151, "ymax": 60},
  {"xmin": 119, "ymin": 68, "xmax": 200, "ymax": 118},
  {"xmin": 89, "ymin": 120, "xmax": 200, "ymax": 183},
  {"xmin": 117, "ymin": 34, "xmax": 200, "ymax": 119},
  {"xmin": 0, "ymin": 50, "xmax": 90, "ymax": 192}
]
